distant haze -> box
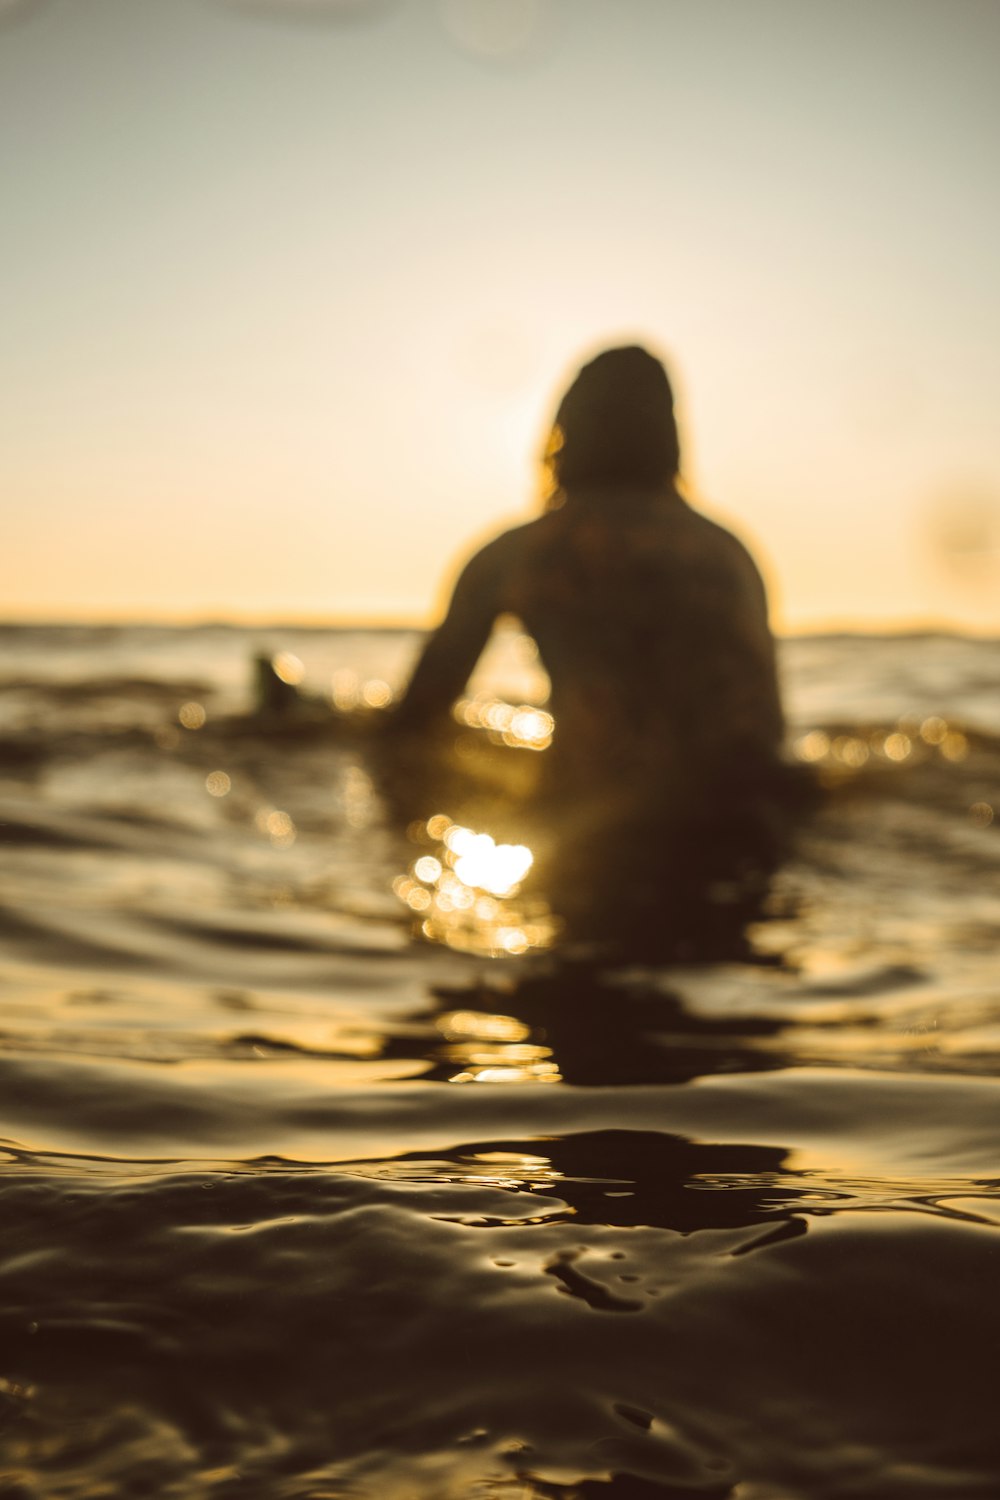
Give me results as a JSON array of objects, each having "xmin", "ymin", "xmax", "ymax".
[{"xmin": 3, "ymin": 0, "xmax": 999, "ymax": 631}]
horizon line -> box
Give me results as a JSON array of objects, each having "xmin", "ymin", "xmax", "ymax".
[{"xmin": 0, "ymin": 610, "xmax": 997, "ymax": 641}]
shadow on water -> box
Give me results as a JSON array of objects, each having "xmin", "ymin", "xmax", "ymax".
[
  {"xmin": 380, "ymin": 961, "xmax": 788, "ymax": 1086},
  {"xmin": 388, "ymin": 1128, "xmax": 797, "ymax": 1234}
]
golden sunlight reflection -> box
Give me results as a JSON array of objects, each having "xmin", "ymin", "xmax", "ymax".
[
  {"xmin": 882, "ymin": 732, "xmax": 912, "ymax": 763},
  {"xmin": 255, "ymin": 808, "xmax": 296, "ymax": 847},
  {"xmin": 793, "ymin": 718, "xmax": 971, "ymax": 773},
  {"xmin": 920, "ymin": 716, "xmax": 948, "ymax": 746},
  {"xmin": 436, "ymin": 1010, "xmax": 530, "ymax": 1042},
  {"xmin": 794, "ymin": 729, "xmax": 830, "ymax": 763},
  {"xmin": 178, "ymin": 701, "xmax": 206, "ymax": 730},
  {"xmin": 205, "ymin": 771, "xmax": 232, "ymax": 797},
  {"xmin": 450, "ymin": 1043, "xmax": 553, "ymax": 1068},
  {"xmin": 393, "ymin": 814, "xmax": 558, "ymax": 957},
  {"xmin": 472, "ymin": 1151, "xmax": 552, "ymax": 1169},
  {"xmin": 361, "ymin": 678, "xmax": 393, "ymax": 709},
  {"xmin": 454, "ymin": 695, "xmax": 555, "ymax": 750},
  {"xmin": 331, "ymin": 669, "xmax": 360, "ymax": 711},
  {"xmin": 271, "ymin": 651, "xmax": 304, "ymax": 686},
  {"xmin": 444, "ymin": 825, "xmax": 533, "ymax": 896},
  {"xmin": 327, "ymin": 671, "xmax": 394, "ymax": 716},
  {"xmin": 383, "ymin": 1148, "xmax": 560, "ymax": 1188},
  {"xmin": 438, "ymin": 1013, "xmax": 562, "ymax": 1081},
  {"xmin": 449, "ymin": 1063, "xmax": 561, "ymax": 1084},
  {"xmin": 832, "ymin": 735, "xmax": 870, "ymax": 768}
]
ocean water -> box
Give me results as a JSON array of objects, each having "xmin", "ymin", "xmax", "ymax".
[{"xmin": 1, "ymin": 622, "xmax": 999, "ymax": 1499}]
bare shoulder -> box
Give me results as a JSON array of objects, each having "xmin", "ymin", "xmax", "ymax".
[
  {"xmin": 672, "ymin": 502, "xmax": 767, "ymax": 582},
  {"xmin": 456, "ymin": 514, "xmax": 556, "ymax": 581}
]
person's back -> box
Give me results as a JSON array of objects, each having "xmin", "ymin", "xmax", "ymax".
[{"xmin": 489, "ymin": 491, "xmax": 781, "ymax": 797}]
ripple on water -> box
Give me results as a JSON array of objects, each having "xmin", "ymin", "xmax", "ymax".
[{"xmin": 0, "ymin": 1142, "xmax": 998, "ymax": 1497}]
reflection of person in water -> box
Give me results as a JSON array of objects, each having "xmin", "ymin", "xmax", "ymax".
[{"xmin": 396, "ymin": 344, "xmax": 785, "ymax": 799}]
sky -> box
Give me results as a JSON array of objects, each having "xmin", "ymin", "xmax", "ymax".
[{"xmin": 3, "ymin": 0, "xmax": 1000, "ymax": 632}]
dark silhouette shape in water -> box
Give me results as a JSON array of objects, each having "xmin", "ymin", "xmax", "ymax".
[
  {"xmin": 391, "ymin": 344, "xmax": 810, "ymax": 951},
  {"xmin": 380, "ymin": 962, "xmax": 788, "ymax": 1087},
  {"xmin": 390, "ymin": 1125, "xmax": 794, "ymax": 1235},
  {"xmin": 252, "ymin": 652, "xmax": 302, "ymax": 719}
]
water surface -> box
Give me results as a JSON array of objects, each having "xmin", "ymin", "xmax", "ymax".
[{"xmin": 1, "ymin": 624, "xmax": 998, "ymax": 1497}]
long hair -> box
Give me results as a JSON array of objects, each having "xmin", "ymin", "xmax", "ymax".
[{"xmin": 544, "ymin": 345, "xmax": 681, "ymax": 503}]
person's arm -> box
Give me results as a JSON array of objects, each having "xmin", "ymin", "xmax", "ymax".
[
  {"xmin": 393, "ymin": 540, "xmax": 503, "ymax": 733},
  {"xmin": 731, "ymin": 542, "xmax": 786, "ymax": 750}
]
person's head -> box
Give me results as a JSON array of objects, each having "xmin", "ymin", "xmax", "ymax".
[{"xmin": 543, "ymin": 344, "xmax": 680, "ymax": 502}]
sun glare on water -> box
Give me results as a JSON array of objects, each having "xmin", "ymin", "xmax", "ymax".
[{"xmin": 393, "ymin": 814, "xmax": 557, "ymax": 957}]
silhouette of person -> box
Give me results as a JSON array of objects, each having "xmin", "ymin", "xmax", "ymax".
[{"xmin": 395, "ymin": 345, "xmax": 785, "ymax": 814}]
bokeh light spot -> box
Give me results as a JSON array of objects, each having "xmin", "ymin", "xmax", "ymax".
[
  {"xmin": 179, "ymin": 701, "xmax": 207, "ymax": 730},
  {"xmin": 794, "ymin": 730, "xmax": 830, "ymax": 763},
  {"xmin": 271, "ymin": 651, "xmax": 305, "ymax": 685},
  {"xmin": 883, "ymin": 733, "xmax": 912, "ymax": 763},
  {"xmin": 362, "ymin": 679, "xmax": 393, "ymax": 709}
]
